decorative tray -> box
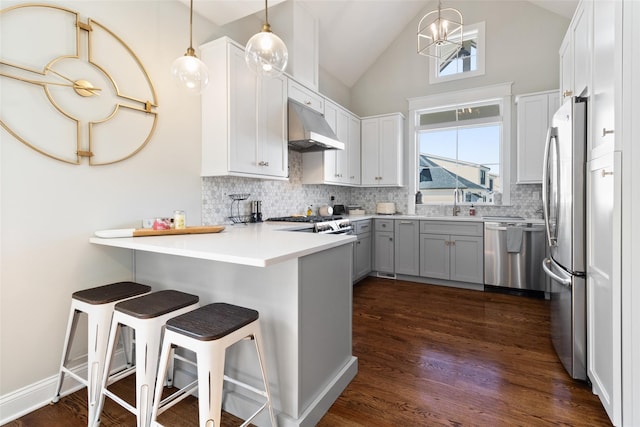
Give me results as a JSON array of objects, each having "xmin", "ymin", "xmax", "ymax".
[{"xmin": 94, "ymin": 226, "xmax": 225, "ymax": 238}]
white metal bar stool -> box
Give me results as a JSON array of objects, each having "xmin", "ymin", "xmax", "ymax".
[
  {"xmin": 150, "ymin": 302, "xmax": 277, "ymax": 427},
  {"xmin": 94, "ymin": 290, "xmax": 200, "ymax": 427},
  {"xmin": 52, "ymin": 281, "xmax": 152, "ymax": 425}
]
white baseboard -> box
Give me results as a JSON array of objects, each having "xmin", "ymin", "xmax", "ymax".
[{"xmin": 0, "ymin": 350, "xmax": 127, "ymax": 425}]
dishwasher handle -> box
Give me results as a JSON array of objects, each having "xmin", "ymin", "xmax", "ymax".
[
  {"xmin": 542, "ymin": 258, "xmax": 572, "ymax": 287},
  {"xmin": 485, "ymin": 223, "xmax": 544, "ymax": 232}
]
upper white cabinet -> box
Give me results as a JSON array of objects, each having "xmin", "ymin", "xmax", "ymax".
[
  {"xmin": 559, "ymin": 0, "xmax": 592, "ymax": 100},
  {"xmin": 302, "ymin": 99, "xmax": 361, "ymax": 186},
  {"xmin": 516, "ymin": 90, "xmax": 560, "ymax": 183},
  {"xmin": 288, "ymin": 78, "xmax": 323, "ymax": 114},
  {"xmin": 200, "ymin": 37, "xmax": 288, "ymax": 179},
  {"xmin": 361, "ymin": 113, "xmax": 404, "ymax": 186},
  {"xmin": 589, "ymin": 0, "xmax": 621, "ymax": 159}
]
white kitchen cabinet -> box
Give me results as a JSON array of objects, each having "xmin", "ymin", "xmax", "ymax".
[
  {"xmin": 394, "ymin": 220, "xmax": 420, "ymax": 276},
  {"xmin": 302, "ymin": 99, "xmax": 361, "ymax": 186},
  {"xmin": 200, "ymin": 37, "xmax": 288, "ymax": 179},
  {"xmin": 589, "ymin": 0, "xmax": 621, "ymax": 160},
  {"xmin": 373, "ymin": 219, "xmax": 394, "ymax": 274},
  {"xmin": 516, "ymin": 90, "xmax": 560, "ymax": 183},
  {"xmin": 587, "ymin": 152, "xmax": 621, "ymax": 426},
  {"xmin": 361, "ymin": 113, "xmax": 404, "ymax": 186},
  {"xmin": 559, "ymin": 0, "xmax": 592, "ymax": 100},
  {"xmin": 419, "ymin": 221, "xmax": 484, "ymax": 284},
  {"xmin": 352, "ymin": 219, "xmax": 372, "ymax": 282},
  {"xmin": 288, "ymin": 78, "xmax": 324, "ymax": 114}
]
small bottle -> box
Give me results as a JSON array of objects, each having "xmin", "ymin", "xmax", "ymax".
[
  {"xmin": 306, "ymin": 205, "xmax": 313, "ymax": 216},
  {"xmin": 469, "ymin": 204, "xmax": 476, "ymax": 216},
  {"xmin": 174, "ymin": 210, "xmax": 186, "ymax": 229}
]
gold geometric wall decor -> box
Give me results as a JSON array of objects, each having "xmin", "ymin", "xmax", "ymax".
[{"xmin": 0, "ymin": 3, "xmax": 159, "ymax": 165}]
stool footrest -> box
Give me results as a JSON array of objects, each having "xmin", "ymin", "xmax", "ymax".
[
  {"xmin": 224, "ymin": 375, "xmax": 268, "ymax": 399},
  {"xmin": 103, "ymin": 388, "xmax": 136, "ymax": 415},
  {"xmin": 156, "ymin": 379, "xmax": 199, "ymax": 416},
  {"xmin": 240, "ymin": 402, "xmax": 269, "ymax": 427},
  {"xmin": 106, "ymin": 365, "xmax": 136, "ymax": 386}
]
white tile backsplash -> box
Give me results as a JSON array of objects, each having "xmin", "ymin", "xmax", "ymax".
[{"xmin": 202, "ymin": 151, "xmax": 543, "ymax": 224}]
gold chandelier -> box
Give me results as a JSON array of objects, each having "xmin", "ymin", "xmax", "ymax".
[{"xmin": 417, "ymin": 0, "xmax": 464, "ymax": 59}]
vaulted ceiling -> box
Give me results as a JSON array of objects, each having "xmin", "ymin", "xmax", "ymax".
[{"xmin": 184, "ymin": 0, "xmax": 577, "ymax": 88}]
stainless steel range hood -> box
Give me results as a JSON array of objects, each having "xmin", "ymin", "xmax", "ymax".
[{"xmin": 288, "ymin": 99, "xmax": 345, "ymax": 152}]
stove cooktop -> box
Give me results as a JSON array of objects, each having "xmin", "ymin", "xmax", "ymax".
[{"xmin": 266, "ymin": 215, "xmax": 343, "ymax": 223}]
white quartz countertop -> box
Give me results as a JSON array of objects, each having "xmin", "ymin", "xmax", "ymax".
[{"xmin": 90, "ymin": 222, "xmax": 356, "ymax": 268}]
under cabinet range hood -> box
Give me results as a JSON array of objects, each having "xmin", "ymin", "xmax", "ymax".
[{"xmin": 288, "ymin": 99, "xmax": 345, "ymax": 152}]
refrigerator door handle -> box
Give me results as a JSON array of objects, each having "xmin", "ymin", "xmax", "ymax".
[
  {"xmin": 542, "ymin": 258, "xmax": 572, "ymax": 287},
  {"xmin": 542, "ymin": 126, "xmax": 559, "ymax": 247}
]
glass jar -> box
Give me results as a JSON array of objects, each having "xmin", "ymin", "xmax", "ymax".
[{"xmin": 174, "ymin": 210, "xmax": 186, "ymax": 230}]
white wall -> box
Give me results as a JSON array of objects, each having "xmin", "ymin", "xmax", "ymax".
[
  {"xmin": 0, "ymin": 0, "xmax": 214, "ymax": 401},
  {"xmin": 351, "ymin": 0, "xmax": 570, "ymax": 117}
]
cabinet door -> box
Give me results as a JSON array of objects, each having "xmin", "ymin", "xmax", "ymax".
[
  {"xmin": 559, "ymin": 32, "xmax": 573, "ymax": 99},
  {"xmin": 360, "ymin": 118, "xmax": 380, "ymax": 185},
  {"xmin": 354, "ymin": 233, "xmax": 372, "ymax": 280},
  {"xmin": 322, "ymin": 102, "xmax": 340, "ymax": 182},
  {"xmin": 229, "ymin": 45, "xmax": 259, "ymax": 174},
  {"xmin": 394, "ymin": 220, "xmax": 419, "ymax": 276},
  {"xmin": 571, "ymin": 0, "xmax": 591, "ymax": 97},
  {"xmin": 587, "ymin": 152, "xmax": 621, "ymax": 425},
  {"xmin": 378, "ymin": 115, "xmax": 403, "ymax": 186},
  {"xmin": 590, "ymin": 0, "xmax": 619, "ymax": 159},
  {"xmin": 348, "ymin": 114, "xmax": 361, "ymax": 185},
  {"xmin": 419, "ymin": 233, "xmax": 450, "ymax": 280},
  {"xmin": 334, "ymin": 108, "xmax": 350, "ymax": 183},
  {"xmin": 374, "ymin": 231, "xmax": 394, "ymax": 273},
  {"xmin": 449, "ymin": 235, "xmax": 484, "ymax": 284},
  {"xmin": 258, "ymin": 75, "xmax": 288, "ymax": 177},
  {"xmin": 517, "ymin": 93, "xmax": 551, "ymax": 183}
]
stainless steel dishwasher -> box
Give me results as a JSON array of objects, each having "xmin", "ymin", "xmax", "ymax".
[{"xmin": 484, "ymin": 219, "xmax": 546, "ymax": 291}]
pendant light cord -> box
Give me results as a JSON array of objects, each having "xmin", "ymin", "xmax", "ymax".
[{"xmin": 189, "ymin": 0, "xmax": 194, "ymax": 50}]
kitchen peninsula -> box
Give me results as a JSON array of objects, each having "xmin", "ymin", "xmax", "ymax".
[{"xmin": 90, "ymin": 223, "xmax": 357, "ymax": 427}]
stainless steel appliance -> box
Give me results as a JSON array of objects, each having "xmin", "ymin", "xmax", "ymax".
[
  {"xmin": 288, "ymin": 100, "xmax": 345, "ymax": 152},
  {"xmin": 267, "ymin": 216, "xmax": 353, "ymax": 234},
  {"xmin": 542, "ymin": 96, "xmax": 587, "ymax": 381},
  {"xmin": 484, "ymin": 220, "xmax": 546, "ymax": 291}
]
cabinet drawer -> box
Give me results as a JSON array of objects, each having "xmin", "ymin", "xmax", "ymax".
[
  {"xmin": 288, "ymin": 79, "xmax": 324, "ymax": 113},
  {"xmin": 420, "ymin": 221, "xmax": 483, "ymax": 236},
  {"xmin": 354, "ymin": 220, "xmax": 372, "ymax": 235},
  {"xmin": 375, "ymin": 219, "xmax": 394, "ymax": 232}
]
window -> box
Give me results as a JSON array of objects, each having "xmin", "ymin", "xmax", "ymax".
[
  {"xmin": 408, "ymin": 83, "xmax": 513, "ymax": 208},
  {"xmin": 430, "ymin": 22, "xmax": 485, "ymax": 84}
]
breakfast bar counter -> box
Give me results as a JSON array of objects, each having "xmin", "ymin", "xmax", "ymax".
[{"xmin": 90, "ymin": 223, "xmax": 357, "ymax": 427}]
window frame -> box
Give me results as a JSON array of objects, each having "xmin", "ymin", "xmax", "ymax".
[
  {"xmin": 407, "ymin": 83, "xmax": 513, "ymax": 213},
  {"xmin": 429, "ymin": 21, "xmax": 486, "ymax": 85}
]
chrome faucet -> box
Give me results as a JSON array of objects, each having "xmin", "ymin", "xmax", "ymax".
[{"xmin": 452, "ymin": 189, "xmax": 461, "ymax": 216}]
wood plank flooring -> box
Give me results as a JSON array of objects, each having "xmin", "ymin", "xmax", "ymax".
[{"xmin": 4, "ymin": 277, "xmax": 611, "ymax": 426}]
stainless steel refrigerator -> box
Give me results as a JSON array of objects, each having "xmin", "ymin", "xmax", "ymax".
[{"xmin": 541, "ymin": 96, "xmax": 587, "ymax": 381}]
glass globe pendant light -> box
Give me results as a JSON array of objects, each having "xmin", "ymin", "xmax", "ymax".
[
  {"xmin": 171, "ymin": 0, "xmax": 209, "ymax": 94},
  {"xmin": 245, "ymin": 0, "xmax": 288, "ymax": 78}
]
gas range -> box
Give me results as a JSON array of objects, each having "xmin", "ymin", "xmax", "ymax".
[{"xmin": 267, "ymin": 216, "xmax": 353, "ymax": 234}]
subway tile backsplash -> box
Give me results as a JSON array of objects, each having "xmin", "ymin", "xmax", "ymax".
[{"xmin": 202, "ymin": 150, "xmax": 542, "ymax": 225}]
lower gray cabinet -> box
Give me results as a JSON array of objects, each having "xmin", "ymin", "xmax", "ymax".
[
  {"xmin": 419, "ymin": 221, "xmax": 484, "ymax": 284},
  {"xmin": 374, "ymin": 219, "xmax": 394, "ymax": 273},
  {"xmin": 395, "ymin": 220, "xmax": 420, "ymax": 276},
  {"xmin": 352, "ymin": 220, "xmax": 372, "ymax": 282}
]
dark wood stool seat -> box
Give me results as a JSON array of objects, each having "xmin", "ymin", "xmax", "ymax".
[
  {"xmin": 166, "ymin": 303, "xmax": 259, "ymax": 341},
  {"xmin": 115, "ymin": 290, "xmax": 200, "ymax": 319},
  {"xmin": 72, "ymin": 281, "xmax": 151, "ymax": 305}
]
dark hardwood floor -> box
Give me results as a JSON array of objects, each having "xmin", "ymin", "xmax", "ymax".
[{"xmin": 4, "ymin": 277, "xmax": 611, "ymax": 426}]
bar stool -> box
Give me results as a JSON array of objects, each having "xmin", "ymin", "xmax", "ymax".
[
  {"xmin": 94, "ymin": 290, "xmax": 200, "ymax": 427},
  {"xmin": 150, "ymin": 303, "xmax": 277, "ymax": 427},
  {"xmin": 52, "ymin": 281, "xmax": 152, "ymax": 424}
]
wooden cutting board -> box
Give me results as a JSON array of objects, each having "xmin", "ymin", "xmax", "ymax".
[{"xmin": 132, "ymin": 225, "xmax": 225, "ymax": 237}]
